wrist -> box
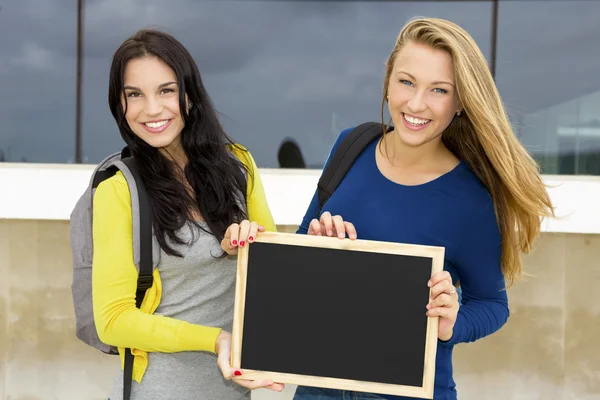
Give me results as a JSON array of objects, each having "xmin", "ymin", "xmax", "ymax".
[
  {"xmin": 214, "ymin": 329, "xmax": 225, "ymax": 354},
  {"xmin": 439, "ymin": 328, "xmax": 453, "ymax": 342}
]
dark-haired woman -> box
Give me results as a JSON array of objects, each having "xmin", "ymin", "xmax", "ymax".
[{"xmin": 92, "ymin": 29, "xmax": 283, "ymax": 399}]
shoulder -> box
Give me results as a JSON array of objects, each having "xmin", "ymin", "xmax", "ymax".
[
  {"xmin": 452, "ymin": 163, "xmax": 494, "ymax": 205},
  {"xmin": 451, "ymin": 163, "xmax": 499, "ymax": 234},
  {"xmin": 227, "ymin": 143, "xmax": 256, "ymax": 170},
  {"xmin": 322, "ymin": 126, "xmax": 359, "ymax": 167},
  {"xmin": 329, "ymin": 123, "xmax": 384, "ymax": 157},
  {"xmin": 94, "ymin": 171, "xmax": 131, "ymax": 208},
  {"xmin": 331, "ymin": 127, "xmax": 356, "ymax": 153}
]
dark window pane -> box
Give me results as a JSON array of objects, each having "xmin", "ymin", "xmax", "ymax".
[
  {"xmin": 496, "ymin": 0, "xmax": 600, "ymax": 176},
  {"xmin": 0, "ymin": 1, "xmax": 76, "ymax": 163},
  {"xmin": 82, "ymin": 1, "xmax": 491, "ymax": 167}
]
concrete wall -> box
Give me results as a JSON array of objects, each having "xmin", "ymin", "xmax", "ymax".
[{"xmin": 1, "ymin": 220, "xmax": 598, "ymax": 400}]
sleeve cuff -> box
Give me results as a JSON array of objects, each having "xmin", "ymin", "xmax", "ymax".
[
  {"xmin": 439, "ymin": 312, "xmax": 466, "ymax": 346},
  {"xmin": 177, "ymin": 323, "xmax": 222, "ymax": 353}
]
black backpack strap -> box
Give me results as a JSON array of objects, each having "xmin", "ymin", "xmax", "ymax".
[
  {"xmin": 92, "ymin": 167, "xmax": 118, "ymax": 189},
  {"xmin": 317, "ymin": 122, "xmax": 387, "ymax": 212},
  {"xmin": 120, "ymin": 156, "xmax": 153, "ymax": 400}
]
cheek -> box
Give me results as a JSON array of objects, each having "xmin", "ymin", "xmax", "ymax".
[
  {"xmin": 387, "ymin": 92, "xmax": 406, "ymax": 111},
  {"xmin": 388, "ymin": 85, "xmax": 413, "ymax": 108},
  {"xmin": 433, "ymin": 99, "xmax": 457, "ymax": 122},
  {"xmin": 166, "ymin": 98, "xmax": 182, "ymax": 117},
  {"xmin": 124, "ymin": 102, "xmax": 142, "ymax": 123}
]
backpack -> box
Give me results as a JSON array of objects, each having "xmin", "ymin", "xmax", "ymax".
[
  {"xmin": 317, "ymin": 122, "xmax": 392, "ymax": 212},
  {"xmin": 70, "ymin": 146, "xmax": 158, "ymax": 400}
]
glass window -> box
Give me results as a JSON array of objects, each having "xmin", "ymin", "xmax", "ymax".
[
  {"xmin": 81, "ymin": 1, "xmax": 492, "ymax": 168},
  {"xmin": 0, "ymin": 0, "xmax": 76, "ymax": 163},
  {"xmin": 496, "ymin": 0, "xmax": 600, "ymax": 175}
]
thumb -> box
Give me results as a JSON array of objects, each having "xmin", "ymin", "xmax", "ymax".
[{"xmin": 217, "ymin": 352, "xmax": 233, "ymax": 380}]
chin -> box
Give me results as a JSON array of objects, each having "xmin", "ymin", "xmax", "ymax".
[
  {"xmin": 397, "ymin": 133, "xmax": 428, "ymax": 148},
  {"xmin": 134, "ymin": 136, "xmax": 174, "ymax": 149}
]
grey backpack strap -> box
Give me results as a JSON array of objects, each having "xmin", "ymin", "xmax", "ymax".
[
  {"xmin": 118, "ymin": 157, "xmax": 154, "ymax": 400},
  {"xmin": 120, "ymin": 157, "xmax": 154, "ymax": 293}
]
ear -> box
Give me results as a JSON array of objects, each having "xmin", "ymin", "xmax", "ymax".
[
  {"xmin": 456, "ymin": 104, "xmax": 463, "ymax": 116},
  {"xmin": 185, "ymin": 94, "xmax": 192, "ymax": 114}
]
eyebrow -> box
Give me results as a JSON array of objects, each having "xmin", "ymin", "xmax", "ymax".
[
  {"xmin": 123, "ymin": 81, "xmax": 178, "ymax": 91},
  {"xmin": 397, "ymin": 70, "xmax": 454, "ymax": 87}
]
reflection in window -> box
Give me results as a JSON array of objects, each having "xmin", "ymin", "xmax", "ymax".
[
  {"xmin": 81, "ymin": 1, "xmax": 491, "ymax": 168},
  {"xmin": 496, "ymin": 0, "xmax": 600, "ymax": 176},
  {"xmin": 0, "ymin": 0, "xmax": 76, "ymax": 163}
]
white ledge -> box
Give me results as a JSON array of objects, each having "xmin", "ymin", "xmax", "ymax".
[{"xmin": 1, "ymin": 163, "xmax": 599, "ymax": 234}]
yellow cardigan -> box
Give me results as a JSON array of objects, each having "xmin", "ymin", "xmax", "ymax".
[{"xmin": 92, "ymin": 149, "xmax": 276, "ymax": 382}]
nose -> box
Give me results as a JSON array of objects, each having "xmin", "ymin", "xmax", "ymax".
[
  {"xmin": 407, "ymin": 90, "xmax": 427, "ymax": 114},
  {"xmin": 144, "ymin": 96, "xmax": 164, "ymax": 116}
]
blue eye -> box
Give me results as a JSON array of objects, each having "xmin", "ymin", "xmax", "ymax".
[
  {"xmin": 433, "ymin": 88, "xmax": 448, "ymax": 94},
  {"xmin": 399, "ymin": 79, "xmax": 413, "ymax": 87}
]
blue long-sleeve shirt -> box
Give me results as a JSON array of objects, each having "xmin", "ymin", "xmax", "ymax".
[{"xmin": 297, "ymin": 128, "xmax": 509, "ymax": 400}]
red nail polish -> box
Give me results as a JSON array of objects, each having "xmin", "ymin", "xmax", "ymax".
[
  {"xmin": 248, "ymin": 236, "xmax": 254, "ymax": 242},
  {"xmin": 234, "ymin": 370, "xmax": 242, "ymax": 376},
  {"xmin": 232, "ymin": 240, "xmax": 238, "ymax": 246},
  {"xmin": 240, "ymin": 241, "xmax": 245, "ymax": 247}
]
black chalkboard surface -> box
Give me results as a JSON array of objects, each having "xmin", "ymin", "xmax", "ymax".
[{"xmin": 231, "ymin": 232, "xmax": 444, "ymax": 399}]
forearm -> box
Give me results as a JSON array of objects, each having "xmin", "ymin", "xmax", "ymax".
[
  {"xmin": 94, "ymin": 297, "xmax": 221, "ymax": 353},
  {"xmin": 443, "ymin": 298, "xmax": 509, "ymax": 345}
]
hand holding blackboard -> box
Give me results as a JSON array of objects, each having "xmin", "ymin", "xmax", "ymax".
[
  {"xmin": 215, "ymin": 330, "xmax": 285, "ymax": 392},
  {"xmin": 306, "ymin": 211, "xmax": 357, "ymax": 239},
  {"xmin": 221, "ymin": 219, "xmax": 266, "ymax": 256},
  {"xmin": 425, "ymin": 271, "xmax": 460, "ymax": 341},
  {"xmin": 231, "ymin": 232, "xmax": 445, "ymax": 399}
]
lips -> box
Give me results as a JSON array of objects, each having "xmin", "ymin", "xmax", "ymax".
[
  {"xmin": 141, "ymin": 119, "xmax": 173, "ymax": 133},
  {"xmin": 401, "ymin": 113, "xmax": 431, "ymax": 131},
  {"xmin": 144, "ymin": 119, "xmax": 170, "ymax": 128},
  {"xmin": 402, "ymin": 113, "xmax": 431, "ymax": 126}
]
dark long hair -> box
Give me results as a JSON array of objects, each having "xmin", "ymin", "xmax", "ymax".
[{"xmin": 108, "ymin": 29, "xmax": 249, "ymax": 256}]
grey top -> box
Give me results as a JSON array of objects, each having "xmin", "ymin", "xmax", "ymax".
[{"xmin": 108, "ymin": 222, "xmax": 250, "ymax": 400}]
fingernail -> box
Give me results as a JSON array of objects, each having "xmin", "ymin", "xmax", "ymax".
[
  {"xmin": 248, "ymin": 236, "xmax": 254, "ymax": 242},
  {"xmin": 232, "ymin": 240, "xmax": 238, "ymax": 246},
  {"xmin": 234, "ymin": 370, "xmax": 242, "ymax": 376},
  {"xmin": 427, "ymin": 281, "xmax": 432, "ymax": 287},
  {"xmin": 240, "ymin": 241, "xmax": 245, "ymax": 247},
  {"xmin": 328, "ymin": 230, "xmax": 333, "ymax": 236}
]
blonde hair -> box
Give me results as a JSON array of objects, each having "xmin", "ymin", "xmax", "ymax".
[{"xmin": 381, "ymin": 17, "xmax": 554, "ymax": 287}]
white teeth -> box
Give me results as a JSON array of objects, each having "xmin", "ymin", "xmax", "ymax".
[
  {"xmin": 403, "ymin": 114, "xmax": 430, "ymax": 125},
  {"xmin": 144, "ymin": 120, "xmax": 169, "ymax": 128}
]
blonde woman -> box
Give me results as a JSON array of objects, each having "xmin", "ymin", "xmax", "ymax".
[{"xmin": 294, "ymin": 17, "xmax": 554, "ymax": 400}]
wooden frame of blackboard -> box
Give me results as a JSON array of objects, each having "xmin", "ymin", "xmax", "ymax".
[{"xmin": 231, "ymin": 231, "xmax": 445, "ymax": 399}]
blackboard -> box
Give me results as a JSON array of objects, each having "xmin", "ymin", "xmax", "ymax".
[{"xmin": 231, "ymin": 232, "xmax": 444, "ymax": 399}]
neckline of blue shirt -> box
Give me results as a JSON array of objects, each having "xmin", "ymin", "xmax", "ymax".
[{"xmin": 364, "ymin": 138, "xmax": 468, "ymax": 190}]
